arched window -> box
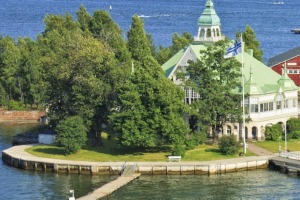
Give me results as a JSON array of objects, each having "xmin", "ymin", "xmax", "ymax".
[
  {"xmin": 213, "ymin": 29, "xmax": 216, "ymax": 37},
  {"xmin": 200, "ymin": 28, "xmax": 205, "ymax": 37},
  {"xmin": 216, "ymin": 28, "xmax": 220, "ymax": 36},
  {"xmin": 207, "ymin": 29, "xmax": 211, "ymax": 37}
]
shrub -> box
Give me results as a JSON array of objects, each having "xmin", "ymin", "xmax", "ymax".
[
  {"xmin": 289, "ymin": 131, "xmax": 300, "ymax": 139},
  {"xmin": 55, "ymin": 116, "xmax": 87, "ymax": 155},
  {"xmin": 218, "ymin": 135, "xmax": 240, "ymax": 155},
  {"xmin": 287, "ymin": 118, "xmax": 300, "ymax": 133},
  {"xmin": 185, "ymin": 131, "xmax": 206, "ymax": 150},
  {"xmin": 265, "ymin": 123, "xmax": 282, "ymax": 141},
  {"xmin": 172, "ymin": 143, "xmax": 186, "ymax": 157}
]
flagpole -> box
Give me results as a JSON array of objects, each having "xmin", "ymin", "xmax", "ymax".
[{"xmin": 241, "ymin": 33, "xmax": 247, "ymax": 154}]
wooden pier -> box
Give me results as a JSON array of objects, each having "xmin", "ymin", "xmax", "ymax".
[
  {"xmin": 269, "ymin": 151, "xmax": 300, "ymax": 175},
  {"xmin": 77, "ymin": 173, "xmax": 141, "ymax": 200}
]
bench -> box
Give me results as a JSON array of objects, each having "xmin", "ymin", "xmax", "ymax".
[{"xmin": 168, "ymin": 156, "xmax": 181, "ymax": 162}]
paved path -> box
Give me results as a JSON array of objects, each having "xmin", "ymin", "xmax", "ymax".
[{"xmin": 247, "ymin": 143, "xmax": 274, "ymax": 156}]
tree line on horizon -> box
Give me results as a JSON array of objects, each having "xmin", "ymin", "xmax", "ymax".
[{"xmin": 0, "ymin": 5, "xmax": 264, "ymax": 155}]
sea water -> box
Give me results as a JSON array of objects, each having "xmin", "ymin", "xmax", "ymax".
[{"xmin": 1, "ymin": 0, "xmax": 300, "ymax": 199}]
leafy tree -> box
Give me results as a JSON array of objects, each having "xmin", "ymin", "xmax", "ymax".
[
  {"xmin": 38, "ymin": 13, "xmax": 121, "ymax": 146},
  {"xmin": 89, "ymin": 10, "xmax": 131, "ymax": 65},
  {"xmin": 76, "ymin": 5, "xmax": 92, "ymax": 32},
  {"xmin": 218, "ymin": 135, "xmax": 241, "ymax": 155},
  {"xmin": 109, "ymin": 15, "xmax": 190, "ymax": 149},
  {"xmin": 185, "ymin": 39, "xmax": 242, "ymax": 143},
  {"xmin": 55, "ymin": 115, "xmax": 87, "ymax": 155},
  {"xmin": 286, "ymin": 118, "xmax": 300, "ymax": 139},
  {"xmin": 0, "ymin": 37, "xmax": 21, "ymax": 101},
  {"xmin": 236, "ymin": 25, "xmax": 263, "ymax": 61},
  {"xmin": 265, "ymin": 123, "xmax": 282, "ymax": 141}
]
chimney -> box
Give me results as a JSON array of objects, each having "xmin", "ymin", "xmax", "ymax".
[{"xmin": 246, "ymin": 49, "xmax": 253, "ymax": 57}]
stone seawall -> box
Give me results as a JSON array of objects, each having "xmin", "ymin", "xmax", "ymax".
[
  {"xmin": 0, "ymin": 111, "xmax": 45, "ymax": 121},
  {"xmin": 2, "ymin": 145, "xmax": 273, "ymax": 175}
]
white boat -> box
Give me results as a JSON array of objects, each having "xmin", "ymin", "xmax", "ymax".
[{"xmin": 273, "ymin": 1, "xmax": 284, "ymax": 4}]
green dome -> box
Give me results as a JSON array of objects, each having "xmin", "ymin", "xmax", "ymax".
[{"xmin": 198, "ymin": 0, "xmax": 221, "ymax": 26}]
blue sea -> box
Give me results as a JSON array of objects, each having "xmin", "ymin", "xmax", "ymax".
[
  {"xmin": 1, "ymin": 0, "xmax": 300, "ymax": 62},
  {"xmin": 1, "ymin": 0, "xmax": 300, "ymax": 199}
]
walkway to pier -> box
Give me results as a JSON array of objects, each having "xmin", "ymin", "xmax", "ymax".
[
  {"xmin": 77, "ymin": 173, "xmax": 141, "ymax": 200},
  {"xmin": 247, "ymin": 143, "xmax": 274, "ymax": 156}
]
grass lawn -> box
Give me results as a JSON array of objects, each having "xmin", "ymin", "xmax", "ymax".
[
  {"xmin": 253, "ymin": 139, "xmax": 300, "ymax": 153},
  {"xmin": 26, "ymin": 136, "xmax": 256, "ymax": 162}
]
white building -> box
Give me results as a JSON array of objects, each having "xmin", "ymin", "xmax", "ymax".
[{"xmin": 161, "ymin": 0, "xmax": 299, "ymax": 141}]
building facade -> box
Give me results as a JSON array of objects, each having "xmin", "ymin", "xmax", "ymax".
[
  {"xmin": 268, "ymin": 46, "xmax": 300, "ymax": 86},
  {"xmin": 162, "ymin": 0, "xmax": 299, "ymax": 141}
]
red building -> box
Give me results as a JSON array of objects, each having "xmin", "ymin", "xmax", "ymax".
[{"xmin": 268, "ymin": 46, "xmax": 300, "ymax": 86}]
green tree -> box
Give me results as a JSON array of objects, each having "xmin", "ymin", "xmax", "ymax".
[
  {"xmin": 265, "ymin": 123, "xmax": 283, "ymax": 141},
  {"xmin": 236, "ymin": 25, "xmax": 263, "ymax": 61},
  {"xmin": 185, "ymin": 39, "xmax": 242, "ymax": 143},
  {"xmin": 218, "ymin": 135, "xmax": 241, "ymax": 155},
  {"xmin": 38, "ymin": 13, "xmax": 121, "ymax": 146},
  {"xmin": 109, "ymin": 15, "xmax": 190, "ymax": 149},
  {"xmin": 76, "ymin": 5, "xmax": 92, "ymax": 32},
  {"xmin": 55, "ymin": 115, "xmax": 87, "ymax": 155},
  {"xmin": 287, "ymin": 118, "xmax": 300, "ymax": 139},
  {"xmin": 89, "ymin": 10, "xmax": 131, "ymax": 65},
  {"xmin": 0, "ymin": 36, "xmax": 24, "ymax": 107}
]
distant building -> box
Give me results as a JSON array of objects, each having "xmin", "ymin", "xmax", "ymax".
[
  {"xmin": 268, "ymin": 46, "xmax": 300, "ymax": 86},
  {"xmin": 162, "ymin": 0, "xmax": 299, "ymax": 141}
]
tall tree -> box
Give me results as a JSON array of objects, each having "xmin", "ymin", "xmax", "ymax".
[
  {"xmin": 76, "ymin": 5, "xmax": 92, "ymax": 32},
  {"xmin": 185, "ymin": 39, "xmax": 242, "ymax": 143},
  {"xmin": 110, "ymin": 15, "xmax": 190, "ymax": 149},
  {"xmin": 89, "ymin": 10, "xmax": 131, "ymax": 66},
  {"xmin": 236, "ymin": 25, "xmax": 263, "ymax": 61},
  {"xmin": 0, "ymin": 37, "xmax": 21, "ymax": 101},
  {"xmin": 38, "ymin": 13, "xmax": 121, "ymax": 145}
]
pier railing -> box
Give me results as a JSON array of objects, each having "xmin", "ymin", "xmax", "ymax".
[{"xmin": 279, "ymin": 151, "xmax": 300, "ymax": 160}]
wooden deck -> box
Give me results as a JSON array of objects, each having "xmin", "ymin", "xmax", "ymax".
[
  {"xmin": 77, "ymin": 173, "xmax": 141, "ymax": 200},
  {"xmin": 269, "ymin": 153, "xmax": 300, "ymax": 174}
]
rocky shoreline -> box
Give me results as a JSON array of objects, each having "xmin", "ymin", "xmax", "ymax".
[{"xmin": 12, "ymin": 130, "xmax": 55, "ymax": 146}]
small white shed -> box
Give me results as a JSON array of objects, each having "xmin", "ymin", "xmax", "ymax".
[{"xmin": 38, "ymin": 134, "xmax": 56, "ymax": 144}]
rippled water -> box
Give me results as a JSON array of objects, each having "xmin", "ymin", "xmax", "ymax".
[
  {"xmin": 1, "ymin": 0, "xmax": 300, "ymax": 199},
  {"xmin": 1, "ymin": 0, "xmax": 300, "ymax": 62},
  {"xmin": 0, "ymin": 122, "xmax": 116, "ymax": 199},
  {"xmin": 108, "ymin": 171, "xmax": 300, "ymax": 200}
]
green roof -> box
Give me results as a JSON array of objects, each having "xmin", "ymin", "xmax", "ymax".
[
  {"xmin": 235, "ymin": 52, "xmax": 299, "ymax": 94},
  {"xmin": 162, "ymin": 45, "xmax": 299, "ymax": 95},
  {"xmin": 161, "ymin": 44, "xmax": 207, "ymax": 78},
  {"xmin": 198, "ymin": 0, "xmax": 221, "ymax": 26}
]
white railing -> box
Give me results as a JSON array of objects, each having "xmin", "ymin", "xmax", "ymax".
[{"xmin": 279, "ymin": 151, "xmax": 300, "ymax": 160}]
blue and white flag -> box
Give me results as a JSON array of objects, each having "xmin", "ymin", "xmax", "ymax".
[{"xmin": 224, "ymin": 38, "xmax": 242, "ymax": 58}]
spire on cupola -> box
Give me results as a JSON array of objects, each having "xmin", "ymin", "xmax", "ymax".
[
  {"xmin": 277, "ymin": 62, "xmax": 296, "ymax": 89},
  {"xmin": 194, "ymin": 0, "xmax": 224, "ymax": 45},
  {"xmin": 244, "ymin": 67, "xmax": 261, "ymax": 95}
]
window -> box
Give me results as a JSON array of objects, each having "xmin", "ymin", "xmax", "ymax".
[
  {"xmin": 264, "ymin": 103, "xmax": 269, "ymax": 112},
  {"xmin": 269, "ymin": 102, "xmax": 274, "ymax": 111},
  {"xmin": 284, "ymin": 100, "xmax": 288, "ymax": 108},
  {"xmin": 251, "ymin": 104, "xmax": 258, "ymax": 113},
  {"xmin": 294, "ymin": 70, "xmax": 298, "ymax": 74},
  {"xmin": 227, "ymin": 126, "xmax": 231, "ymax": 135},
  {"xmin": 277, "ymin": 101, "xmax": 281, "ymax": 109},
  {"xmin": 260, "ymin": 103, "xmax": 264, "ymax": 112}
]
